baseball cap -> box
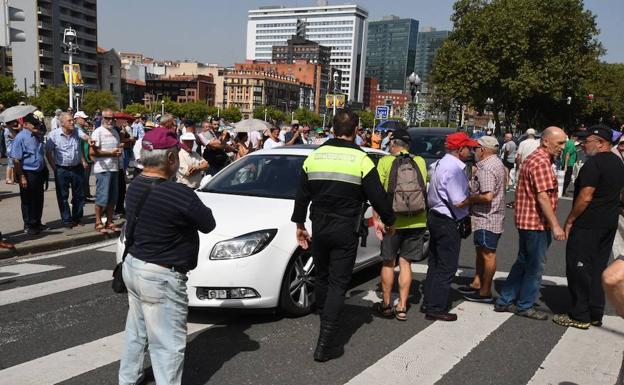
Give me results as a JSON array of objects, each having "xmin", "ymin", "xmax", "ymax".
[
  {"xmin": 134, "ymin": 113, "xmax": 142, "ymax": 118},
  {"xmin": 180, "ymin": 132, "xmax": 196, "ymax": 141},
  {"xmin": 392, "ymin": 128, "xmax": 411, "ymax": 143},
  {"xmin": 144, "ymin": 120, "xmax": 156, "ymax": 129},
  {"xmin": 142, "ymin": 127, "xmax": 180, "ymax": 150},
  {"xmin": 446, "ymin": 132, "xmax": 479, "ymax": 150},
  {"xmin": 291, "ymin": 119, "xmax": 300, "ymax": 126},
  {"xmin": 478, "ymin": 136, "xmax": 500, "ymax": 150},
  {"xmin": 577, "ymin": 124, "xmax": 613, "ymax": 143},
  {"xmin": 526, "ymin": 128, "xmax": 536, "ymax": 136},
  {"xmin": 74, "ymin": 111, "xmax": 88, "ymax": 119}
]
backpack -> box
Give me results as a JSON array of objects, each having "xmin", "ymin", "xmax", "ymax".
[{"xmin": 387, "ymin": 154, "xmax": 427, "ymax": 216}]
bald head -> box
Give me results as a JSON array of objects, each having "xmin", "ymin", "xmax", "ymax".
[{"xmin": 541, "ymin": 126, "xmax": 566, "ymax": 157}]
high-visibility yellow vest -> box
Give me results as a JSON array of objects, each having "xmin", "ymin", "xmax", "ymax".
[{"xmin": 303, "ymin": 144, "xmax": 375, "ymax": 185}]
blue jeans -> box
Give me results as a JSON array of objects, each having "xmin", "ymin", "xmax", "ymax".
[
  {"xmin": 54, "ymin": 165, "xmax": 84, "ymax": 224},
  {"xmin": 119, "ymin": 254, "xmax": 189, "ymax": 385},
  {"xmin": 496, "ymin": 230, "xmax": 552, "ymax": 312}
]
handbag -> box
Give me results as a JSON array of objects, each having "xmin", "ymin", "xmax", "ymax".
[
  {"xmin": 112, "ymin": 179, "xmax": 164, "ymax": 293},
  {"xmin": 432, "ymin": 160, "xmax": 472, "ymax": 239}
]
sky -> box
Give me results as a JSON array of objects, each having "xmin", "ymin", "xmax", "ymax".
[{"xmin": 97, "ymin": 0, "xmax": 623, "ymax": 65}]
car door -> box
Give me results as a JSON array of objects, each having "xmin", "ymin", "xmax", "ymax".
[{"xmin": 355, "ymin": 152, "xmax": 384, "ymax": 267}]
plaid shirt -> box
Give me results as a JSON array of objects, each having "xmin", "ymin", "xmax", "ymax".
[
  {"xmin": 470, "ymin": 155, "xmax": 506, "ymax": 233},
  {"xmin": 515, "ymin": 148, "xmax": 558, "ymax": 230}
]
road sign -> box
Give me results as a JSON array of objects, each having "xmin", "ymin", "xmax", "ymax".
[{"xmin": 375, "ymin": 105, "xmax": 389, "ymax": 120}]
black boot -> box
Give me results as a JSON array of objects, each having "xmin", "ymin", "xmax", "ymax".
[{"xmin": 313, "ymin": 320, "xmax": 343, "ymax": 362}]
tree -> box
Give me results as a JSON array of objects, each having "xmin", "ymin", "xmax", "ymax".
[
  {"xmin": 0, "ymin": 76, "xmax": 26, "ymax": 107},
  {"xmin": 293, "ymin": 107, "xmax": 322, "ymax": 127},
  {"xmin": 221, "ymin": 106, "xmax": 242, "ymax": 123},
  {"xmin": 253, "ymin": 106, "xmax": 287, "ymax": 123},
  {"xmin": 583, "ymin": 62, "xmax": 624, "ymax": 125},
  {"xmin": 355, "ymin": 110, "xmax": 375, "ymax": 128},
  {"xmin": 123, "ymin": 103, "xmax": 149, "ymax": 116},
  {"xmin": 431, "ymin": 0, "xmax": 603, "ymax": 131},
  {"xmin": 162, "ymin": 97, "xmax": 182, "ymax": 117},
  {"xmin": 178, "ymin": 101, "xmax": 211, "ymax": 122},
  {"xmin": 29, "ymin": 85, "xmax": 68, "ymax": 114},
  {"xmin": 81, "ymin": 90, "xmax": 118, "ymax": 116}
]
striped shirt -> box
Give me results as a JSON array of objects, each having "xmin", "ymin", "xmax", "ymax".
[
  {"xmin": 46, "ymin": 128, "xmax": 82, "ymax": 166},
  {"xmin": 515, "ymin": 148, "xmax": 558, "ymax": 230},
  {"xmin": 91, "ymin": 126, "xmax": 121, "ymax": 174},
  {"xmin": 471, "ymin": 155, "xmax": 506, "ymax": 233}
]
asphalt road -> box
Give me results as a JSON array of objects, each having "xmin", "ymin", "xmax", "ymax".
[{"xmin": 0, "ymin": 198, "xmax": 623, "ymax": 385}]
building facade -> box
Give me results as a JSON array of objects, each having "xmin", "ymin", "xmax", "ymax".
[
  {"xmin": 247, "ymin": 4, "xmax": 368, "ymax": 102},
  {"xmin": 165, "ymin": 62, "xmax": 226, "ymax": 108},
  {"xmin": 97, "ymin": 47, "xmax": 121, "ymax": 106},
  {"xmin": 366, "ymin": 16, "xmax": 419, "ymax": 92},
  {"xmin": 414, "ymin": 28, "xmax": 450, "ymax": 94},
  {"xmin": 145, "ymin": 74, "xmax": 215, "ymax": 105},
  {"xmin": 9, "ymin": 0, "xmax": 98, "ymax": 95},
  {"xmin": 363, "ymin": 77, "xmax": 379, "ymax": 111},
  {"xmin": 224, "ymin": 70, "xmax": 302, "ymax": 119}
]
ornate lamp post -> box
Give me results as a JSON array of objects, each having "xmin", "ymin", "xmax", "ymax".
[
  {"xmin": 407, "ymin": 72, "xmax": 421, "ymax": 126},
  {"xmin": 63, "ymin": 27, "xmax": 79, "ymax": 110}
]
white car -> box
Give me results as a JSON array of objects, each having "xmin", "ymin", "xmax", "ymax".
[{"xmin": 117, "ymin": 145, "xmax": 426, "ymax": 316}]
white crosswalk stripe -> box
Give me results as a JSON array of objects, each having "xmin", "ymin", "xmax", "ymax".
[{"xmin": 0, "ymin": 263, "xmax": 63, "ymax": 282}]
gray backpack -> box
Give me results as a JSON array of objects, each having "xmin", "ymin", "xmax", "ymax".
[{"xmin": 387, "ymin": 154, "xmax": 427, "ymax": 215}]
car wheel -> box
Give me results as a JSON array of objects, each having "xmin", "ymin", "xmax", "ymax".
[{"xmin": 279, "ymin": 250, "xmax": 315, "ymax": 317}]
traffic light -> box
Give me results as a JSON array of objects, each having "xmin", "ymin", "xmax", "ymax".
[{"xmin": 0, "ymin": 0, "xmax": 25, "ymax": 47}]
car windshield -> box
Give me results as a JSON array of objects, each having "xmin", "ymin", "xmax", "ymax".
[
  {"xmin": 200, "ymin": 154, "xmax": 305, "ymax": 199},
  {"xmin": 409, "ymin": 134, "xmax": 447, "ymax": 159}
]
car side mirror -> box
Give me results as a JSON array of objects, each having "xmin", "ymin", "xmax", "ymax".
[{"xmin": 198, "ymin": 174, "xmax": 214, "ymax": 190}]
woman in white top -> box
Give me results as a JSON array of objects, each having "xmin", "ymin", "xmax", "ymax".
[{"xmin": 263, "ymin": 127, "xmax": 284, "ymax": 150}]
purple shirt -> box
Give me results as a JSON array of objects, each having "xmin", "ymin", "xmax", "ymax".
[{"xmin": 428, "ymin": 153, "xmax": 470, "ymax": 220}]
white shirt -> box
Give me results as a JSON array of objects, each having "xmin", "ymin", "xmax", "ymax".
[
  {"xmin": 248, "ymin": 130, "xmax": 262, "ymax": 150},
  {"xmin": 51, "ymin": 116, "xmax": 61, "ymax": 131},
  {"xmin": 133, "ymin": 138, "xmax": 143, "ymax": 170},
  {"xmin": 91, "ymin": 126, "xmax": 121, "ymax": 173},
  {"xmin": 263, "ymin": 138, "xmax": 284, "ymax": 150},
  {"xmin": 517, "ymin": 138, "xmax": 540, "ymax": 164}
]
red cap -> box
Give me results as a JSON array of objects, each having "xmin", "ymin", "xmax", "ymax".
[
  {"xmin": 446, "ymin": 132, "xmax": 479, "ymax": 150},
  {"xmin": 142, "ymin": 127, "xmax": 180, "ymax": 150}
]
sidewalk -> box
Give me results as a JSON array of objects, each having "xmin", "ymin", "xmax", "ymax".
[{"xmin": 0, "ymin": 158, "xmax": 125, "ymax": 259}]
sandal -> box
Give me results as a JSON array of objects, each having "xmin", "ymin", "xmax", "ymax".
[
  {"xmin": 95, "ymin": 223, "xmax": 108, "ymax": 234},
  {"xmin": 394, "ymin": 305, "xmax": 408, "ymax": 321},
  {"xmin": 374, "ymin": 302, "xmax": 393, "ymax": 318},
  {"xmin": 515, "ymin": 307, "xmax": 548, "ymax": 321},
  {"xmin": 105, "ymin": 222, "xmax": 121, "ymax": 232},
  {"xmin": 552, "ymin": 314, "xmax": 590, "ymax": 330}
]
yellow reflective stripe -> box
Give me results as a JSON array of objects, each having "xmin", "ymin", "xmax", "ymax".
[
  {"xmin": 307, "ymin": 171, "xmax": 362, "ymax": 185},
  {"xmin": 304, "ymin": 145, "xmax": 367, "ymax": 178}
]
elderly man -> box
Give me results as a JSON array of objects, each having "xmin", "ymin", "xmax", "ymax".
[
  {"xmin": 50, "ymin": 108, "xmax": 62, "ymax": 131},
  {"xmin": 495, "ymin": 126, "xmax": 567, "ymax": 320},
  {"xmin": 553, "ymin": 125, "xmax": 624, "ymax": 329},
  {"xmin": 500, "ymin": 132, "xmax": 517, "ymax": 189},
  {"xmin": 9, "ymin": 113, "xmax": 47, "ymax": 235},
  {"xmin": 177, "ymin": 132, "xmax": 209, "ymax": 188},
  {"xmin": 119, "ymin": 126, "xmax": 215, "ymax": 385},
  {"xmin": 460, "ymin": 136, "xmax": 507, "ymax": 303},
  {"xmin": 74, "ymin": 111, "xmax": 94, "ymax": 201},
  {"xmin": 45, "ymin": 112, "xmax": 88, "ymax": 228},
  {"xmin": 199, "ymin": 117, "xmax": 233, "ymax": 175},
  {"xmin": 90, "ymin": 108, "xmax": 122, "ymax": 233},
  {"xmin": 423, "ymin": 132, "xmax": 480, "ymax": 321}
]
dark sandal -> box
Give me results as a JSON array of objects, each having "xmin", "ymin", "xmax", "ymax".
[
  {"xmin": 105, "ymin": 222, "xmax": 121, "ymax": 232},
  {"xmin": 374, "ymin": 302, "xmax": 393, "ymax": 318},
  {"xmin": 95, "ymin": 223, "xmax": 107, "ymax": 234},
  {"xmin": 394, "ymin": 306, "xmax": 408, "ymax": 321}
]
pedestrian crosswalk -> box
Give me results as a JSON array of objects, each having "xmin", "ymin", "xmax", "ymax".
[{"xmin": 0, "ymin": 246, "xmax": 622, "ymax": 385}]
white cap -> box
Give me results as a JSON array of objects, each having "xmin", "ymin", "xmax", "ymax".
[
  {"xmin": 526, "ymin": 128, "xmax": 536, "ymax": 136},
  {"xmin": 74, "ymin": 111, "xmax": 88, "ymax": 119},
  {"xmin": 180, "ymin": 132, "xmax": 196, "ymax": 141}
]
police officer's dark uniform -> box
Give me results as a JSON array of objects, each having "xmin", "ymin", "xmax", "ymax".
[{"xmin": 292, "ymin": 116, "xmax": 395, "ymax": 362}]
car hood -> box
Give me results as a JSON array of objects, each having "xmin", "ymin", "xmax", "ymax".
[{"xmin": 195, "ymin": 191, "xmax": 295, "ymax": 238}]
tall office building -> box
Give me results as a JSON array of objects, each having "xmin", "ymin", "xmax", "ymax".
[
  {"xmin": 414, "ymin": 28, "xmax": 450, "ymax": 94},
  {"xmin": 8, "ymin": 0, "xmax": 98, "ymax": 94},
  {"xmin": 366, "ymin": 16, "xmax": 419, "ymax": 92},
  {"xmin": 247, "ymin": 4, "xmax": 368, "ymax": 102}
]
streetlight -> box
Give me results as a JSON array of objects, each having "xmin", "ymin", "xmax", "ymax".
[
  {"xmin": 332, "ymin": 71, "xmax": 340, "ymax": 117},
  {"xmin": 75, "ymin": 93, "xmax": 80, "ymax": 110},
  {"xmin": 63, "ymin": 27, "xmax": 79, "ymax": 110},
  {"xmin": 407, "ymin": 72, "xmax": 421, "ymax": 126},
  {"xmin": 161, "ymin": 99, "xmax": 164, "ymax": 116},
  {"xmin": 486, "ymin": 97, "xmax": 494, "ymax": 132}
]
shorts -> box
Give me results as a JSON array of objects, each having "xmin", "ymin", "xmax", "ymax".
[
  {"xmin": 95, "ymin": 171, "xmax": 119, "ymax": 207},
  {"xmin": 380, "ymin": 227, "xmax": 425, "ymax": 262},
  {"xmin": 6, "ymin": 157, "xmax": 13, "ymax": 167},
  {"xmin": 503, "ymin": 160, "xmax": 514, "ymax": 170},
  {"xmin": 473, "ymin": 229, "xmax": 501, "ymax": 251}
]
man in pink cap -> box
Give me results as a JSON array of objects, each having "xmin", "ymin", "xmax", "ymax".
[
  {"xmin": 118, "ymin": 127, "xmax": 216, "ymax": 385},
  {"xmin": 423, "ymin": 131, "xmax": 479, "ymax": 321}
]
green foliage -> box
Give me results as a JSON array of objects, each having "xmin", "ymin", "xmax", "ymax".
[
  {"xmin": 178, "ymin": 101, "xmax": 212, "ymax": 122},
  {"xmin": 583, "ymin": 62, "xmax": 624, "ymax": 124},
  {"xmin": 123, "ymin": 103, "xmax": 149, "ymax": 116},
  {"xmin": 162, "ymin": 97, "xmax": 181, "ymax": 117},
  {"xmin": 0, "ymin": 76, "xmax": 26, "ymax": 107},
  {"xmin": 432, "ymin": 0, "xmax": 603, "ymax": 130},
  {"xmin": 252, "ymin": 106, "xmax": 287, "ymax": 123},
  {"xmin": 81, "ymin": 90, "xmax": 118, "ymax": 116},
  {"xmin": 29, "ymin": 85, "xmax": 68, "ymax": 114},
  {"xmin": 221, "ymin": 106, "xmax": 242, "ymax": 123},
  {"xmin": 355, "ymin": 110, "xmax": 375, "ymax": 128},
  {"xmin": 293, "ymin": 107, "xmax": 322, "ymax": 127}
]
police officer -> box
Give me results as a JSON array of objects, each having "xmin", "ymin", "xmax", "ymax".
[{"xmin": 292, "ymin": 109, "xmax": 396, "ymax": 362}]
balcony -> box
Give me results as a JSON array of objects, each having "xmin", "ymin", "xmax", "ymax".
[
  {"xmin": 38, "ymin": 21, "xmax": 53, "ymax": 31},
  {"xmin": 59, "ymin": 13, "xmax": 97, "ymax": 29},
  {"xmin": 60, "ymin": 1, "xmax": 97, "ymax": 17},
  {"xmin": 39, "ymin": 64, "xmax": 54, "ymax": 73},
  {"xmin": 37, "ymin": 6, "xmax": 52, "ymax": 17},
  {"xmin": 39, "ymin": 49, "xmax": 53, "ymax": 58},
  {"xmin": 38, "ymin": 35, "xmax": 53, "ymax": 45}
]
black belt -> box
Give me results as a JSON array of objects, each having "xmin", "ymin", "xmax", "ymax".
[{"xmin": 430, "ymin": 209, "xmax": 454, "ymax": 220}]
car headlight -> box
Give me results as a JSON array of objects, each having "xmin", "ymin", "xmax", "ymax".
[{"xmin": 210, "ymin": 229, "xmax": 277, "ymax": 260}]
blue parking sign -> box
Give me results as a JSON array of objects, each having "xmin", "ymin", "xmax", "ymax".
[{"xmin": 375, "ymin": 105, "xmax": 389, "ymax": 120}]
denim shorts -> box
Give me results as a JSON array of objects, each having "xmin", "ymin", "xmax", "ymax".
[
  {"xmin": 473, "ymin": 229, "xmax": 501, "ymax": 251},
  {"xmin": 95, "ymin": 171, "xmax": 119, "ymax": 207}
]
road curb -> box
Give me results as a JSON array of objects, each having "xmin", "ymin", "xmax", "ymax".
[{"xmin": 0, "ymin": 231, "xmax": 120, "ymax": 260}]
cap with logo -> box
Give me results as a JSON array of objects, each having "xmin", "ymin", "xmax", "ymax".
[
  {"xmin": 577, "ymin": 124, "xmax": 613, "ymax": 143},
  {"xmin": 446, "ymin": 132, "xmax": 479, "ymax": 150}
]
